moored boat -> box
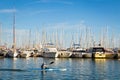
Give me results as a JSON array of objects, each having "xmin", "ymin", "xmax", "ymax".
[
  {"xmin": 19, "ymin": 50, "xmax": 32, "ymax": 58},
  {"xmin": 58, "ymin": 49, "xmax": 72, "ymax": 58},
  {"xmin": 89, "ymin": 46, "xmax": 116, "ymax": 59},
  {"xmin": 69, "ymin": 43, "xmax": 83, "ymax": 58},
  {"xmin": 6, "ymin": 49, "xmax": 19, "ymax": 58},
  {"xmin": 42, "ymin": 43, "xmax": 59, "ymax": 58}
]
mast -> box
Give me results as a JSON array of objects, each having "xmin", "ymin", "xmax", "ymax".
[
  {"xmin": 0, "ymin": 23, "xmax": 2, "ymax": 45},
  {"xmin": 55, "ymin": 29, "xmax": 58, "ymax": 48},
  {"xmin": 29, "ymin": 29, "xmax": 31, "ymax": 49},
  {"xmin": 85, "ymin": 27, "xmax": 88, "ymax": 48},
  {"xmin": 13, "ymin": 12, "xmax": 16, "ymax": 52},
  {"xmin": 61, "ymin": 28, "xmax": 64, "ymax": 49}
]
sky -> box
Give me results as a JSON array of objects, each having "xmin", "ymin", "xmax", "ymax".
[{"xmin": 0, "ymin": 0, "xmax": 120, "ymax": 48}]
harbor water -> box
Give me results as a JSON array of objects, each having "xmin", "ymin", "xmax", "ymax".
[{"xmin": 0, "ymin": 58, "xmax": 120, "ymax": 80}]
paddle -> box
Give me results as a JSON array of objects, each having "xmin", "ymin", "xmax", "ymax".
[
  {"xmin": 49, "ymin": 61, "xmax": 54, "ymax": 65},
  {"xmin": 41, "ymin": 61, "xmax": 54, "ymax": 69}
]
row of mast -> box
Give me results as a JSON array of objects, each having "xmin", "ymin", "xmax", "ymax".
[{"xmin": 0, "ymin": 14, "xmax": 120, "ymax": 49}]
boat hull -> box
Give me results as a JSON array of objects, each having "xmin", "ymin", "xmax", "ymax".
[
  {"xmin": 92, "ymin": 53, "xmax": 106, "ymax": 58},
  {"xmin": 82, "ymin": 53, "xmax": 92, "ymax": 58},
  {"xmin": 70, "ymin": 52, "xmax": 82, "ymax": 58},
  {"xmin": 105, "ymin": 53, "xmax": 117, "ymax": 59},
  {"xmin": 92, "ymin": 53, "xmax": 117, "ymax": 59},
  {"xmin": 43, "ymin": 52, "xmax": 58, "ymax": 58},
  {"xmin": 6, "ymin": 51, "xmax": 18, "ymax": 58},
  {"xmin": 58, "ymin": 51, "xmax": 72, "ymax": 58}
]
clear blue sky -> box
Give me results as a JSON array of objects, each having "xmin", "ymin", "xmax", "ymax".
[{"xmin": 0, "ymin": 0, "xmax": 120, "ymax": 48}]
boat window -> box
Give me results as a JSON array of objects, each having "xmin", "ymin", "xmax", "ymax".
[
  {"xmin": 44, "ymin": 48, "xmax": 49, "ymax": 51},
  {"xmin": 80, "ymin": 50, "xmax": 86, "ymax": 52},
  {"xmin": 92, "ymin": 48, "xmax": 104, "ymax": 52}
]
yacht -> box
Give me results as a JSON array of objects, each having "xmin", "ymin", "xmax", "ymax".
[
  {"xmin": 19, "ymin": 50, "xmax": 33, "ymax": 58},
  {"xmin": 89, "ymin": 46, "xmax": 116, "ymax": 59},
  {"xmin": 69, "ymin": 43, "xmax": 83, "ymax": 58},
  {"xmin": 42, "ymin": 43, "xmax": 59, "ymax": 58},
  {"xmin": 58, "ymin": 49, "xmax": 72, "ymax": 58},
  {"xmin": 82, "ymin": 49, "xmax": 92, "ymax": 58}
]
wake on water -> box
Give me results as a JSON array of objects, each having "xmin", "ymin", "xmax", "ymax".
[{"xmin": 0, "ymin": 69, "xmax": 25, "ymax": 71}]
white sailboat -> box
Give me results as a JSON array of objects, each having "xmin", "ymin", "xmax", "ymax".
[{"xmin": 7, "ymin": 13, "xmax": 19, "ymax": 58}]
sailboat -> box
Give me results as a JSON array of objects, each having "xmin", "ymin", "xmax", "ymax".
[{"xmin": 7, "ymin": 13, "xmax": 19, "ymax": 58}]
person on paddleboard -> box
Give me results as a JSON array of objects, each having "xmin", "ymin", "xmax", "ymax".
[{"xmin": 41, "ymin": 62, "xmax": 48, "ymax": 69}]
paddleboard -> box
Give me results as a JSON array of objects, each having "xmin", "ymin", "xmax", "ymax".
[
  {"xmin": 0, "ymin": 68, "xmax": 67, "ymax": 72},
  {"xmin": 29, "ymin": 68, "xmax": 67, "ymax": 71}
]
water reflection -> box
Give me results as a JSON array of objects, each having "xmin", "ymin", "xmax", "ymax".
[
  {"xmin": 93, "ymin": 59, "xmax": 107, "ymax": 71},
  {"xmin": 90, "ymin": 59, "xmax": 107, "ymax": 80},
  {"xmin": 40, "ymin": 70, "xmax": 47, "ymax": 80},
  {"xmin": 94, "ymin": 59, "xmax": 106, "ymax": 64}
]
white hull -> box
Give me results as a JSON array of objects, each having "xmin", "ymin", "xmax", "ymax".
[
  {"xmin": 58, "ymin": 51, "xmax": 72, "ymax": 58},
  {"xmin": 7, "ymin": 51, "xmax": 18, "ymax": 58},
  {"xmin": 43, "ymin": 52, "xmax": 59, "ymax": 58},
  {"xmin": 82, "ymin": 53, "xmax": 92, "ymax": 58},
  {"xmin": 20, "ymin": 51, "xmax": 32, "ymax": 58},
  {"xmin": 70, "ymin": 52, "xmax": 82, "ymax": 58},
  {"xmin": 117, "ymin": 53, "xmax": 120, "ymax": 58},
  {"xmin": 42, "ymin": 46, "xmax": 59, "ymax": 58}
]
